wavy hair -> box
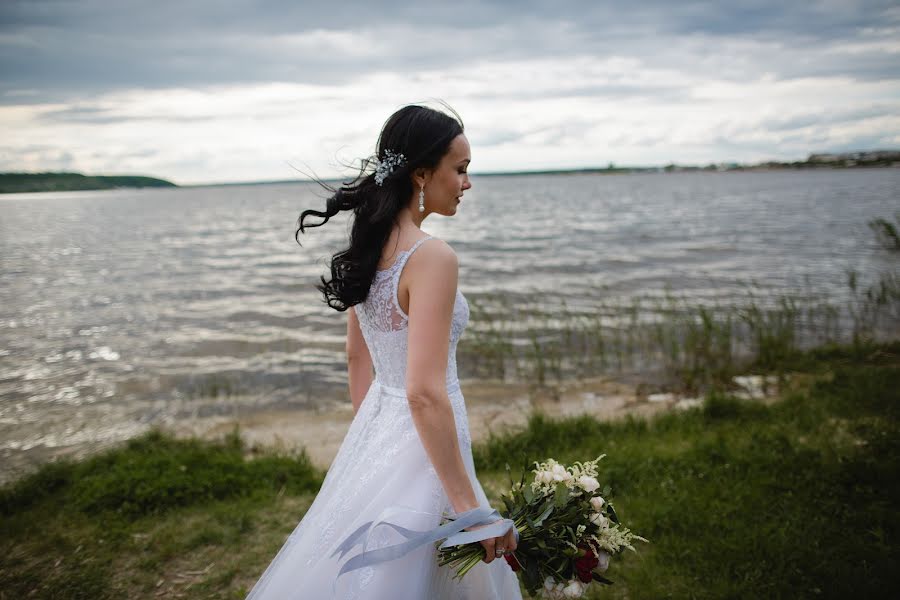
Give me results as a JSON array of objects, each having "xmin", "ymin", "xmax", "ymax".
[{"xmin": 296, "ymin": 104, "xmax": 464, "ymax": 311}]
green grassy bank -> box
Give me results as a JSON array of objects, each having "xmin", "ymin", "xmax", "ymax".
[
  {"xmin": 0, "ymin": 172, "xmax": 176, "ymax": 193},
  {"xmin": 1, "ymin": 341, "xmax": 898, "ymax": 599}
]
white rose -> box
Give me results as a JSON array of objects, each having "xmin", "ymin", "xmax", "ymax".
[
  {"xmin": 597, "ymin": 550, "xmax": 610, "ymax": 573},
  {"xmin": 563, "ymin": 580, "xmax": 585, "ymax": 598},
  {"xmin": 542, "ymin": 577, "xmax": 565, "ymax": 599},
  {"xmin": 551, "ymin": 464, "xmax": 569, "ymax": 482},
  {"xmin": 589, "ymin": 512, "xmax": 608, "ymax": 529},
  {"xmin": 590, "ymin": 496, "xmax": 605, "ymax": 511},
  {"xmin": 577, "ymin": 476, "xmax": 599, "ymax": 492}
]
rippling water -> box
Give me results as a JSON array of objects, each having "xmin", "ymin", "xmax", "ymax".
[{"xmin": 1, "ymin": 169, "xmax": 897, "ymax": 477}]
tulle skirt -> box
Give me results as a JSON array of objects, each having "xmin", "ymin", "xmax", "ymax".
[{"xmin": 245, "ymin": 379, "xmax": 523, "ymax": 600}]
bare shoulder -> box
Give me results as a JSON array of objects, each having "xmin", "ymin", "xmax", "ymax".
[{"xmin": 408, "ymin": 236, "xmax": 458, "ymax": 272}]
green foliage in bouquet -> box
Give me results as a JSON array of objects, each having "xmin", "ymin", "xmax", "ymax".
[{"xmin": 439, "ymin": 456, "xmax": 647, "ymax": 598}]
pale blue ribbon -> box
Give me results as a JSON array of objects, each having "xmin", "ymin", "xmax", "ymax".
[{"xmin": 329, "ymin": 505, "xmax": 518, "ymax": 597}]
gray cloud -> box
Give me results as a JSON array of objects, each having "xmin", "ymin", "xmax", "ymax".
[
  {"xmin": 762, "ymin": 104, "xmax": 900, "ymax": 133},
  {"xmin": 3, "ymin": 0, "xmax": 889, "ymax": 40},
  {"xmin": 37, "ymin": 105, "xmax": 220, "ymax": 125},
  {"xmin": 1, "ymin": 0, "xmax": 898, "ymax": 102},
  {"xmin": 1, "ymin": 0, "xmax": 898, "ymax": 181}
]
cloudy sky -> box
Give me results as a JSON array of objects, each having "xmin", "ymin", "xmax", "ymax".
[{"xmin": 1, "ymin": 0, "xmax": 899, "ymax": 185}]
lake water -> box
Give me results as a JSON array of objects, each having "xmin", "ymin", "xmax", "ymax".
[{"xmin": 1, "ymin": 169, "xmax": 898, "ymax": 479}]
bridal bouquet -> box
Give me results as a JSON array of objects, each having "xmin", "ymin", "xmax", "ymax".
[{"xmin": 438, "ymin": 455, "xmax": 647, "ymax": 599}]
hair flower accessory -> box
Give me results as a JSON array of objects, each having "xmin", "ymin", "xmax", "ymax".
[{"xmin": 374, "ymin": 149, "xmax": 406, "ymax": 186}]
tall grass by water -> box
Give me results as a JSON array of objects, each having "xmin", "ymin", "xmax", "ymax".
[
  {"xmin": 461, "ymin": 217, "xmax": 899, "ymax": 396},
  {"xmin": 462, "ymin": 271, "xmax": 896, "ymax": 391},
  {"xmin": 462, "ymin": 272, "xmax": 897, "ymax": 391}
]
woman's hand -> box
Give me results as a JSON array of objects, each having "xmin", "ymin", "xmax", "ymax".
[{"xmin": 467, "ymin": 519, "xmax": 518, "ymax": 564}]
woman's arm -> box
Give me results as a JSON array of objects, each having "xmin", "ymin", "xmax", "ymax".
[
  {"xmin": 346, "ymin": 306, "xmax": 373, "ymax": 414},
  {"xmin": 404, "ymin": 241, "xmax": 479, "ymax": 514},
  {"xmin": 402, "ymin": 241, "xmax": 515, "ymax": 563}
]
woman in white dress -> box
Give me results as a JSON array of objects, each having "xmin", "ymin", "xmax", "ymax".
[{"xmin": 245, "ymin": 104, "xmax": 523, "ymax": 599}]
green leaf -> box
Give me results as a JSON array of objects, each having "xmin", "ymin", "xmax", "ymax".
[
  {"xmin": 523, "ymin": 485, "xmax": 534, "ymax": 503},
  {"xmin": 533, "ymin": 502, "xmax": 555, "ymax": 528},
  {"xmin": 607, "ymin": 503, "xmax": 620, "ymax": 524},
  {"xmin": 592, "ymin": 572, "xmax": 615, "ymax": 585},
  {"xmin": 524, "ymin": 558, "xmax": 541, "ymax": 594},
  {"xmin": 554, "ymin": 482, "xmax": 569, "ymax": 508}
]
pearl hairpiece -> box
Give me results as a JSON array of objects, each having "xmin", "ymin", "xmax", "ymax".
[{"xmin": 374, "ymin": 149, "xmax": 406, "ymax": 186}]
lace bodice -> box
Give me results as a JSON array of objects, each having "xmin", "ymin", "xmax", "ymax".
[{"xmin": 355, "ymin": 235, "xmax": 470, "ymax": 389}]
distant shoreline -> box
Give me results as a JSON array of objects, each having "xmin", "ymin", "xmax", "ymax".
[
  {"xmin": 472, "ymin": 162, "xmax": 900, "ymax": 177},
  {"xmin": 0, "ymin": 172, "xmax": 176, "ymax": 194},
  {"xmin": 3, "ymin": 151, "xmax": 897, "ymax": 193},
  {"xmin": 189, "ymin": 161, "xmax": 898, "ymax": 188}
]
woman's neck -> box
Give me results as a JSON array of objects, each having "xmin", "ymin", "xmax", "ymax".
[{"xmin": 396, "ymin": 204, "xmax": 426, "ymax": 229}]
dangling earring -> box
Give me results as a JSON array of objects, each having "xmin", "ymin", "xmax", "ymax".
[{"xmin": 418, "ymin": 185, "xmax": 425, "ymax": 213}]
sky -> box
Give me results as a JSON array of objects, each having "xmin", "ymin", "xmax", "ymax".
[{"xmin": 1, "ymin": 0, "xmax": 899, "ymax": 185}]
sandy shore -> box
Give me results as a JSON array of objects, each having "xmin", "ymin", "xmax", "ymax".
[
  {"xmin": 164, "ymin": 374, "xmax": 783, "ymax": 470},
  {"xmin": 0, "ymin": 374, "xmax": 783, "ymax": 486}
]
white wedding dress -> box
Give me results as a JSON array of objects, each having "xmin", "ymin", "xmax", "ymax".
[{"xmin": 246, "ymin": 235, "xmax": 522, "ymax": 600}]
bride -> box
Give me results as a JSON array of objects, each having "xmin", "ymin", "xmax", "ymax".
[{"xmin": 245, "ymin": 104, "xmax": 523, "ymax": 599}]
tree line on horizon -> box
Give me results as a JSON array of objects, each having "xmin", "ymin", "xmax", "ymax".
[
  {"xmin": 0, "ymin": 172, "xmax": 175, "ymax": 194},
  {"xmin": 2, "ymin": 149, "xmax": 897, "ymax": 193}
]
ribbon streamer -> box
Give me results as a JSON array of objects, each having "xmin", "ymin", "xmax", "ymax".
[{"xmin": 330, "ymin": 505, "xmax": 518, "ymax": 597}]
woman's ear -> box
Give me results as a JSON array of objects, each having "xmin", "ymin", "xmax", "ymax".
[{"xmin": 412, "ymin": 167, "xmax": 429, "ymax": 189}]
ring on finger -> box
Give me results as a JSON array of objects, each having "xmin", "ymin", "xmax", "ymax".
[{"xmin": 495, "ymin": 548, "xmax": 505, "ymax": 557}]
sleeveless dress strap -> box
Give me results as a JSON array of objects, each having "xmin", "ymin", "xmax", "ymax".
[{"xmin": 392, "ymin": 235, "xmax": 435, "ymax": 321}]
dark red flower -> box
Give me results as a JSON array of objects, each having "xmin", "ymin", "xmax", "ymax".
[
  {"xmin": 574, "ymin": 545, "xmax": 599, "ymax": 583},
  {"xmin": 504, "ymin": 553, "xmax": 521, "ymax": 572}
]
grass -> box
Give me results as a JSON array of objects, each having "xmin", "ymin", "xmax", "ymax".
[
  {"xmin": 1, "ymin": 340, "xmax": 898, "ymax": 598},
  {"xmin": 0, "ymin": 430, "xmax": 321, "ymax": 599},
  {"xmin": 460, "ymin": 267, "xmax": 899, "ymax": 397},
  {"xmin": 869, "ymin": 214, "xmax": 900, "ymax": 252},
  {"xmin": 477, "ymin": 340, "xmax": 900, "ymax": 599}
]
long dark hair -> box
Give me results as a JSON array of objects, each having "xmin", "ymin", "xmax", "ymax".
[{"xmin": 296, "ymin": 104, "xmax": 464, "ymax": 311}]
